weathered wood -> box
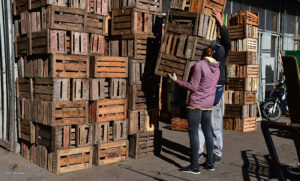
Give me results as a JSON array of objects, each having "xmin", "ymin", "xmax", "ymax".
[
  {"xmin": 69, "ymin": 31, "xmax": 89, "ymax": 55},
  {"xmin": 90, "ymin": 56, "xmax": 128, "ymax": 78},
  {"xmin": 223, "ymin": 91, "xmax": 257, "ymax": 105},
  {"xmin": 231, "ymin": 38, "xmax": 257, "ymax": 52},
  {"xmin": 112, "ymin": 8, "xmax": 154, "ymax": 35},
  {"xmin": 71, "ymin": 79, "xmax": 89, "ymax": 101},
  {"xmin": 87, "ymin": 0, "xmax": 108, "ymax": 15},
  {"xmin": 16, "ymin": 77, "xmax": 34, "ymax": 99},
  {"xmin": 171, "ymin": 118, "xmax": 188, "ymax": 132},
  {"xmin": 128, "ymin": 84, "xmax": 147, "ymax": 110},
  {"xmin": 128, "ymin": 109, "xmax": 146, "ymax": 135},
  {"xmin": 18, "ymin": 118, "xmax": 35, "ymax": 144},
  {"xmin": 224, "ymin": 117, "xmax": 256, "ymax": 132},
  {"xmin": 86, "ymin": 13, "xmax": 106, "ymax": 35},
  {"xmin": 113, "ymin": 0, "xmax": 162, "ymax": 12},
  {"xmin": 226, "ymin": 78, "xmax": 258, "ymax": 92},
  {"xmin": 155, "ymin": 53, "xmax": 196, "ymax": 82},
  {"xmin": 29, "ymin": 30, "xmax": 67, "ymax": 55},
  {"xmin": 224, "ymin": 104, "xmax": 250, "ymax": 118},
  {"xmin": 128, "ymin": 59, "xmax": 145, "ymax": 85},
  {"xmin": 14, "ymin": 0, "xmax": 29, "ymax": 16},
  {"xmin": 227, "ymin": 65, "xmax": 259, "ymax": 78},
  {"xmin": 129, "ymin": 130, "xmax": 162, "ymax": 159},
  {"xmin": 46, "ymin": 5, "xmax": 86, "ymax": 32},
  {"xmin": 50, "ymin": 146, "xmax": 93, "ymax": 174},
  {"xmin": 29, "ymin": 0, "xmax": 67, "ymax": 10},
  {"xmin": 20, "ymin": 141, "xmax": 30, "ymax": 160},
  {"xmin": 89, "ymin": 99, "xmax": 127, "ymax": 122},
  {"xmin": 89, "ymin": 78, "xmax": 110, "ymax": 100},
  {"xmin": 89, "ymin": 34, "xmax": 106, "ymax": 56},
  {"xmin": 32, "ymin": 100, "xmax": 88, "ymax": 126},
  {"xmin": 15, "ymin": 35, "xmax": 29, "ymax": 57},
  {"xmin": 228, "ymin": 24, "xmax": 258, "ymax": 40},
  {"xmin": 28, "ymin": 54, "xmax": 89, "ymax": 78},
  {"xmin": 227, "ymin": 52, "xmax": 258, "ymax": 65},
  {"xmin": 36, "ymin": 123, "xmax": 93, "ymax": 151},
  {"xmin": 237, "ymin": 10, "xmax": 259, "ymax": 27},
  {"xmin": 34, "ymin": 78, "xmax": 70, "ymax": 101},
  {"xmin": 94, "ymin": 120, "xmax": 127, "ymax": 144},
  {"xmin": 93, "ymin": 140, "xmax": 128, "ymax": 165}
]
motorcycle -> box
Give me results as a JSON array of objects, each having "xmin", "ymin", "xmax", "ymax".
[{"xmin": 262, "ymin": 80, "xmax": 289, "ymax": 121}]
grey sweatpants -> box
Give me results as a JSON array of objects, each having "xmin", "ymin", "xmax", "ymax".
[{"xmin": 198, "ymin": 96, "xmax": 224, "ymax": 157}]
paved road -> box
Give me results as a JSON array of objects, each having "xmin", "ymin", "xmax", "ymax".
[{"xmin": 0, "ymin": 118, "xmax": 299, "ymax": 181}]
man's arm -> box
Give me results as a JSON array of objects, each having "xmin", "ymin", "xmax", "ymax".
[{"xmin": 212, "ymin": 10, "xmax": 231, "ymax": 58}]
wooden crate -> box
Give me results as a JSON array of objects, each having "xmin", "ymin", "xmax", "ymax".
[
  {"xmin": 171, "ymin": 0, "xmax": 226, "ymax": 16},
  {"xmin": 90, "ymin": 34, "xmax": 106, "ymax": 56},
  {"xmin": 70, "ymin": 0, "xmax": 87, "ymax": 9},
  {"xmin": 14, "ymin": 0, "xmax": 29, "ymax": 16},
  {"xmin": 36, "ymin": 124, "xmax": 93, "ymax": 151},
  {"xmin": 17, "ymin": 98, "xmax": 25, "ymax": 119},
  {"xmin": 85, "ymin": 13, "xmax": 106, "ymax": 35},
  {"xmin": 249, "ymin": 104, "xmax": 257, "ymax": 117},
  {"xmin": 224, "ymin": 104, "xmax": 250, "ymax": 118},
  {"xmin": 226, "ymin": 78, "xmax": 258, "ymax": 92},
  {"xmin": 89, "ymin": 99, "xmax": 127, "ymax": 122},
  {"xmin": 15, "ymin": 35, "xmax": 29, "ymax": 57},
  {"xmin": 90, "ymin": 56, "xmax": 128, "ymax": 78},
  {"xmin": 71, "ymin": 78, "xmax": 89, "ymax": 101},
  {"xmin": 33, "ymin": 100, "xmax": 88, "ymax": 126},
  {"xmin": 16, "ymin": 78, "xmax": 34, "ymax": 99},
  {"xmin": 30, "ymin": 54, "xmax": 89, "ymax": 78},
  {"xmin": 29, "ymin": 0, "xmax": 67, "ymax": 10},
  {"xmin": 231, "ymin": 38, "xmax": 257, "ymax": 52},
  {"xmin": 20, "ymin": 11, "xmax": 31, "ymax": 35},
  {"xmin": 228, "ymin": 24, "xmax": 258, "ymax": 40},
  {"xmin": 24, "ymin": 98, "xmax": 34, "ymax": 121},
  {"xmin": 129, "ymin": 130, "xmax": 162, "ymax": 158},
  {"xmin": 94, "ymin": 120, "xmax": 127, "ymax": 144},
  {"xmin": 113, "ymin": 0, "xmax": 162, "ymax": 12},
  {"xmin": 171, "ymin": 118, "xmax": 188, "ymax": 132},
  {"xmin": 34, "ymin": 78, "xmax": 70, "ymax": 101},
  {"xmin": 237, "ymin": 10, "xmax": 259, "ymax": 27},
  {"xmin": 160, "ymin": 33, "xmax": 211, "ymax": 61},
  {"xmin": 29, "ymin": 30, "xmax": 67, "ymax": 55},
  {"xmin": 155, "ymin": 53, "xmax": 195, "ymax": 82},
  {"xmin": 49, "ymin": 146, "xmax": 93, "ymax": 174},
  {"xmin": 224, "ymin": 117, "xmax": 256, "ymax": 132},
  {"xmin": 232, "ymin": 91, "xmax": 256, "ymax": 105},
  {"xmin": 93, "ymin": 140, "xmax": 128, "ymax": 165},
  {"xmin": 30, "ymin": 10, "xmax": 44, "ymax": 33},
  {"xmin": 69, "ymin": 31, "xmax": 89, "ymax": 55},
  {"xmin": 128, "ymin": 84, "xmax": 147, "ymax": 110},
  {"xmin": 20, "ymin": 141, "xmax": 30, "ymax": 160},
  {"xmin": 128, "ymin": 59, "xmax": 145, "ymax": 85},
  {"xmin": 46, "ymin": 5, "xmax": 85, "ymax": 32},
  {"xmin": 227, "ymin": 52, "xmax": 258, "ymax": 65},
  {"xmin": 87, "ymin": 0, "xmax": 108, "ymax": 15},
  {"xmin": 227, "ymin": 65, "xmax": 259, "ymax": 78},
  {"xmin": 89, "ymin": 78, "xmax": 126, "ymax": 100},
  {"xmin": 128, "ymin": 109, "xmax": 146, "ymax": 135},
  {"xmin": 18, "ymin": 118, "xmax": 35, "ymax": 144},
  {"xmin": 111, "ymin": 8, "xmax": 153, "ymax": 35}
]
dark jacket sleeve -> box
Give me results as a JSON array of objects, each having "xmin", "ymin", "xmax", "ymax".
[{"xmin": 220, "ymin": 25, "xmax": 231, "ymax": 58}]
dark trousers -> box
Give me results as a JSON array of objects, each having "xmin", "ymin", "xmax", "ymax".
[{"xmin": 187, "ymin": 108, "xmax": 214, "ymax": 168}]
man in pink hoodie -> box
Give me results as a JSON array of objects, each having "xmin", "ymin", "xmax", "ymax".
[{"xmin": 168, "ymin": 48, "xmax": 220, "ymax": 174}]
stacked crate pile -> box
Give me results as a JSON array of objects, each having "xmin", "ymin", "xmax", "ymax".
[
  {"xmin": 223, "ymin": 10, "xmax": 259, "ymax": 132},
  {"xmin": 155, "ymin": 0, "xmax": 227, "ymax": 126},
  {"xmin": 14, "ymin": 0, "xmax": 108, "ymax": 174},
  {"xmin": 109, "ymin": 0, "xmax": 163, "ymax": 159}
]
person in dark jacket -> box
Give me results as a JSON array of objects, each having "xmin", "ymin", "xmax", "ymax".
[
  {"xmin": 168, "ymin": 48, "xmax": 220, "ymax": 174},
  {"xmin": 198, "ymin": 9, "xmax": 231, "ymax": 163}
]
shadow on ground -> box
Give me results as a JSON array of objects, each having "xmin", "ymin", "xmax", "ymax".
[{"xmin": 242, "ymin": 150, "xmax": 300, "ymax": 181}]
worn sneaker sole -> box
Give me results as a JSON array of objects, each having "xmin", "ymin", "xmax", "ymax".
[{"xmin": 182, "ymin": 170, "xmax": 201, "ymax": 175}]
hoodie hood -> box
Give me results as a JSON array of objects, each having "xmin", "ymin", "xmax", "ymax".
[{"xmin": 203, "ymin": 57, "xmax": 220, "ymax": 73}]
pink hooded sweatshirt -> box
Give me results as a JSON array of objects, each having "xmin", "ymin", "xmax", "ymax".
[{"xmin": 175, "ymin": 57, "xmax": 220, "ymax": 110}]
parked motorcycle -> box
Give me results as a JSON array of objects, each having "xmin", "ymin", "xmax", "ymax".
[{"xmin": 262, "ymin": 80, "xmax": 289, "ymax": 121}]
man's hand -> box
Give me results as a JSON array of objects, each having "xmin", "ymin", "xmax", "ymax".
[
  {"xmin": 168, "ymin": 73, "xmax": 177, "ymax": 82},
  {"xmin": 212, "ymin": 9, "xmax": 224, "ymax": 27}
]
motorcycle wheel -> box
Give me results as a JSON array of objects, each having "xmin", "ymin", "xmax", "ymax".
[{"xmin": 262, "ymin": 101, "xmax": 282, "ymax": 121}]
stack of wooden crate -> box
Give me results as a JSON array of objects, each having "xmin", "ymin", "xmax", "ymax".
[
  {"xmin": 155, "ymin": 0, "xmax": 227, "ymax": 123},
  {"xmin": 223, "ymin": 10, "xmax": 259, "ymax": 132},
  {"xmin": 109, "ymin": 0, "xmax": 163, "ymax": 159},
  {"xmin": 89, "ymin": 56, "xmax": 129, "ymax": 165},
  {"xmin": 14, "ymin": 0, "xmax": 109, "ymax": 174}
]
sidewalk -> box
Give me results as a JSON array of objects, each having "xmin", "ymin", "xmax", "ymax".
[{"xmin": 0, "ymin": 118, "xmax": 298, "ymax": 181}]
